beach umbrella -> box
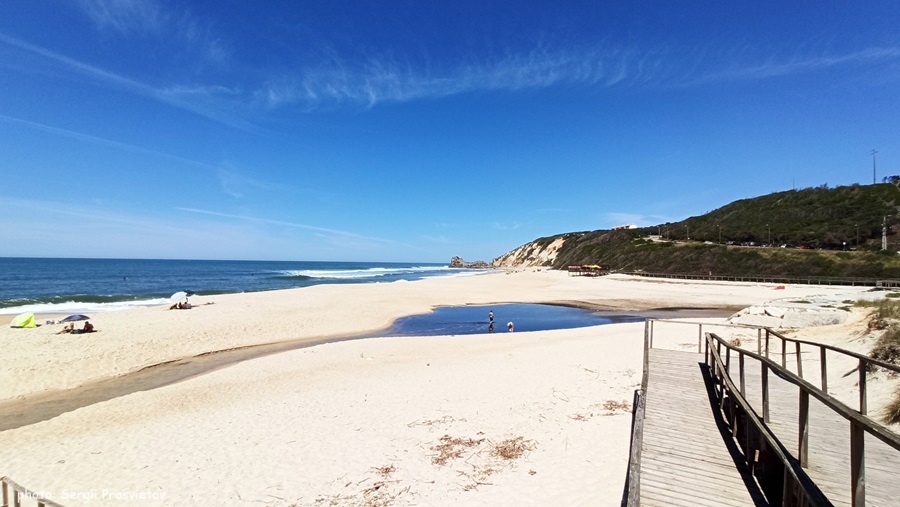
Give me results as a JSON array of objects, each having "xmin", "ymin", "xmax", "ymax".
[
  {"xmin": 60, "ymin": 314, "xmax": 90, "ymax": 323},
  {"xmin": 10, "ymin": 312, "xmax": 36, "ymax": 328},
  {"xmin": 170, "ymin": 291, "xmax": 188, "ymax": 302}
]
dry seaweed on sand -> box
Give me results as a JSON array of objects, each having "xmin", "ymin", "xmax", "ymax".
[
  {"xmin": 490, "ymin": 436, "xmax": 536, "ymax": 460},
  {"xmin": 430, "ymin": 434, "xmax": 485, "ymax": 466}
]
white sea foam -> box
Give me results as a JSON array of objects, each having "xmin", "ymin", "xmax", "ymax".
[
  {"xmin": 282, "ymin": 266, "xmax": 455, "ymax": 279},
  {"xmin": 0, "ymin": 298, "xmax": 169, "ymax": 316}
]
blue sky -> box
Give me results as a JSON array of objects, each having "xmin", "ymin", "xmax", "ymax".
[{"xmin": 2, "ymin": 1, "xmax": 900, "ymax": 262}]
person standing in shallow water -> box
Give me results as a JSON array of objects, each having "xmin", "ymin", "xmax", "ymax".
[
  {"xmin": 507, "ymin": 321, "xmax": 514, "ymax": 332},
  {"xmin": 489, "ymin": 310, "xmax": 494, "ymax": 323}
]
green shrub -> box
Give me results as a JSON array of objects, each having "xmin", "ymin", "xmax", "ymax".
[
  {"xmin": 862, "ymin": 300, "xmax": 900, "ymax": 330},
  {"xmin": 871, "ymin": 325, "xmax": 900, "ymax": 368}
]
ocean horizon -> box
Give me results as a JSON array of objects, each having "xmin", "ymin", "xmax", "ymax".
[{"xmin": 0, "ymin": 257, "xmax": 486, "ymax": 315}]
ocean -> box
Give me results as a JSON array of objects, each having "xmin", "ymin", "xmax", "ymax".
[{"xmin": 0, "ymin": 257, "xmax": 480, "ymax": 315}]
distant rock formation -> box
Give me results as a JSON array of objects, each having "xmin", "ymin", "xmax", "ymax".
[{"xmin": 450, "ymin": 256, "xmax": 491, "ymax": 269}]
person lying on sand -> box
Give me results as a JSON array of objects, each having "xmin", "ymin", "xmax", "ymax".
[
  {"xmin": 56, "ymin": 323, "xmax": 74, "ymax": 334},
  {"xmin": 169, "ymin": 301, "xmax": 192, "ymax": 310},
  {"xmin": 70, "ymin": 321, "xmax": 95, "ymax": 334}
]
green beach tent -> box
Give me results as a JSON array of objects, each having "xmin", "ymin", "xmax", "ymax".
[{"xmin": 10, "ymin": 312, "xmax": 36, "ymax": 328}]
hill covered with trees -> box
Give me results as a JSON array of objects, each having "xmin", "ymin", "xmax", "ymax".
[{"xmin": 493, "ymin": 184, "xmax": 900, "ymax": 278}]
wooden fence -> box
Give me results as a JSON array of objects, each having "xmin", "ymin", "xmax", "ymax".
[{"xmin": 621, "ymin": 272, "xmax": 900, "ymax": 287}]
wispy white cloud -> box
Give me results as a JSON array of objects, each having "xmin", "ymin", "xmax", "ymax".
[
  {"xmin": 492, "ymin": 222, "xmax": 523, "ymax": 231},
  {"xmin": 693, "ymin": 46, "xmax": 900, "ymax": 84},
  {"xmin": 0, "ymin": 113, "xmax": 218, "ymax": 169},
  {"xmin": 255, "ymin": 45, "xmax": 667, "ymax": 109},
  {"xmin": 79, "ymin": 0, "xmax": 163, "ymax": 34},
  {"xmin": 257, "ymin": 43, "xmax": 900, "ymax": 110},
  {"xmin": 176, "ymin": 207, "xmax": 394, "ymax": 244},
  {"xmin": 0, "ymin": 32, "xmax": 249, "ymax": 128},
  {"xmin": 215, "ymin": 165, "xmax": 286, "ymax": 199},
  {"xmin": 9, "ymin": 17, "xmax": 900, "ymax": 123},
  {"xmin": 77, "ymin": 0, "xmax": 228, "ymax": 63}
]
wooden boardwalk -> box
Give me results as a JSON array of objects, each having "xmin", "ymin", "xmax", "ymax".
[
  {"xmin": 638, "ymin": 348, "xmax": 764, "ymax": 506},
  {"xmin": 634, "ymin": 338, "xmax": 900, "ymax": 506}
]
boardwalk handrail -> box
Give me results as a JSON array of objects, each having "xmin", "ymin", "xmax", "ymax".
[
  {"xmin": 621, "ymin": 321, "xmax": 651, "ymax": 507},
  {"xmin": 621, "ymin": 271, "xmax": 900, "ymax": 287},
  {"xmin": 1, "ymin": 476, "xmax": 64, "ymax": 507},
  {"xmin": 649, "ymin": 318, "xmax": 900, "ymax": 416},
  {"xmin": 707, "ymin": 333, "xmax": 900, "ymax": 452},
  {"xmin": 707, "ymin": 332, "xmax": 900, "ymax": 507},
  {"xmin": 762, "ymin": 328, "xmax": 900, "ymax": 415},
  {"xmin": 705, "ymin": 332, "xmax": 831, "ymax": 506}
]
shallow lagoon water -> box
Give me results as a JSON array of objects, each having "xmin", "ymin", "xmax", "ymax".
[{"xmin": 382, "ymin": 303, "xmax": 644, "ymax": 336}]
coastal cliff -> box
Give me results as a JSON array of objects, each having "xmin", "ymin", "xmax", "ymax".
[{"xmin": 492, "ymin": 235, "xmax": 571, "ymax": 268}]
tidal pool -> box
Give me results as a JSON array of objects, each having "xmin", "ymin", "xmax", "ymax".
[{"xmin": 381, "ymin": 303, "xmax": 645, "ymax": 336}]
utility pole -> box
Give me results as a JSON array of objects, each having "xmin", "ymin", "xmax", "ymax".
[
  {"xmin": 872, "ymin": 149, "xmax": 878, "ymax": 184},
  {"xmin": 883, "ymin": 216, "xmax": 888, "ymax": 251}
]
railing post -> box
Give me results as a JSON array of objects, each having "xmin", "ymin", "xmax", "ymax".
[
  {"xmin": 761, "ymin": 362, "xmax": 770, "ymax": 423},
  {"xmin": 757, "ymin": 328, "xmax": 762, "ymax": 355},
  {"xmin": 698, "ymin": 324, "xmax": 703, "ymax": 354},
  {"xmin": 851, "ymin": 420, "xmax": 866, "ymax": 507},
  {"xmin": 739, "ymin": 353, "xmax": 746, "ymax": 398},
  {"xmin": 821, "ymin": 346, "xmax": 828, "ymax": 394},
  {"xmin": 721, "ymin": 347, "xmax": 730, "ymax": 408},
  {"xmin": 781, "ymin": 337, "xmax": 787, "ymax": 368},
  {"xmin": 704, "ymin": 333, "xmax": 709, "ymax": 365},
  {"xmin": 859, "ymin": 358, "xmax": 867, "ymax": 415},
  {"xmin": 726, "ymin": 346, "xmax": 731, "ymax": 376},
  {"xmin": 796, "ymin": 341, "xmax": 803, "ymax": 378},
  {"xmin": 3, "ymin": 480, "xmax": 8, "ymax": 507},
  {"xmin": 799, "ymin": 389, "xmax": 809, "ymax": 467},
  {"xmin": 13, "ymin": 488, "xmax": 19, "ymax": 507},
  {"xmin": 649, "ymin": 320, "xmax": 654, "ymax": 349},
  {"xmin": 765, "ymin": 329, "xmax": 770, "ymax": 359}
]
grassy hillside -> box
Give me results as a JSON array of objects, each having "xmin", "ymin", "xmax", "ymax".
[
  {"xmin": 651, "ymin": 183, "xmax": 900, "ymax": 249},
  {"xmin": 529, "ymin": 184, "xmax": 900, "ymax": 278}
]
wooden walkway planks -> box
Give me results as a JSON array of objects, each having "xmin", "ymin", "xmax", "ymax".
[{"xmin": 639, "ymin": 348, "xmax": 761, "ymax": 506}]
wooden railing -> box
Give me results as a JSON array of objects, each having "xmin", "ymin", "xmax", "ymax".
[
  {"xmin": 705, "ymin": 331, "xmax": 830, "ymax": 506},
  {"xmin": 1, "ymin": 477, "xmax": 63, "ymax": 507},
  {"xmin": 621, "ymin": 271, "xmax": 900, "ymax": 287},
  {"xmin": 624, "ymin": 318, "xmax": 900, "ymax": 506},
  {"xmin": 621, "ymin": 321, "xmax": 651, "ymax": 507},
  {"xmin": 706, "ymin": 330, "xmax": 900, "ymax": 507},
  {"xmin": 759, "ymin": 328, "xmax": 900, "ymax": 415}
]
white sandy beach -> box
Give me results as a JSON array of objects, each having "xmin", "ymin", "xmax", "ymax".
[{"xmin": 0, "ymin": 271, "xmax": 890, "ymax": 506}]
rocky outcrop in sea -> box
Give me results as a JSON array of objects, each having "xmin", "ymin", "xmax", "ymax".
[{"xmin": 449, "ymin": 256, "xmax": 492, "ymax": 269}]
